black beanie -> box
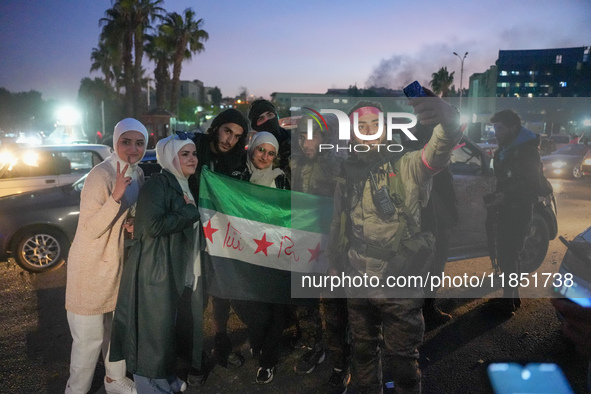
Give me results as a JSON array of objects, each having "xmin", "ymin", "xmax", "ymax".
[
  {"xmin": 210, "ymin": 109, "xmax": 248, "ymax": 134},
  {"xmin": 248, "ymin": 100, "xmax": 277, "ymax": 130}
]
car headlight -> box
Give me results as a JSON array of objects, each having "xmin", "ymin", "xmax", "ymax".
[
  {"xmin": 584, "ymin": 158, "xmax": 591, "ymax": 166},
  {"xmin": 551, "ymin": 161, "xmax": 567, "ymax": 169}
]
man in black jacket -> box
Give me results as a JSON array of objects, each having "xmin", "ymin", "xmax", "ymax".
[
  {"xmin": 189, "ymin": 108, "xmax": 249, "ymax": 197},
  {"xmin": 186, "ymin": 109, "xmax": 249, "ymax": 383},
  {"xmin": 484, "ymin": 109, "xmax": 542, "ymax": 316}
]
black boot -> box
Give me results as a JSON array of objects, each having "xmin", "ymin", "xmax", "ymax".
[{"xmin": 212, "ymin": 332, "xmax": 244, "ymax": 368}]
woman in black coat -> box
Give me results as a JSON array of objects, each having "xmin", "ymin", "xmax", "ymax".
[{"xmin": 110, "ymin": 133, "xmax": 200, "ymax": 393}]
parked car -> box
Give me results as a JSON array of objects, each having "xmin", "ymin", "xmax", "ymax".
[
  {"xmin": 448, "ymin": 136, "xmax": 558, "ymax": 273},
  {"xmin": 556, "ymin": 226, "xmax": 591, "ymax": 305},
  {"xmin": 0, "ymin": 144, "xmax": 112, "ymax": 197},
  {"xmin": 541, "ymin": 143, "xmax": 589, "ymax": 180},
  {"xmin": 0, "ymin": 150, "xmax": 158, "ymax": 272}
]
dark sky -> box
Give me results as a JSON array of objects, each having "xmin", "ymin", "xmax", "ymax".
[{"xmin": 0, "ymin": 0, "xmax": 590, "ymax": 104}]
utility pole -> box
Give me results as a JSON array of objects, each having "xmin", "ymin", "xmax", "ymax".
[{"xmin": 453, "ymin": 51, "xmax": 468, "ymax": 115}]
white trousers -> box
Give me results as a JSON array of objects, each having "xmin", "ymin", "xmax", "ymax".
[{"xmin": 65, "ymin": 311, "xmax": 126, "ymax": 394}]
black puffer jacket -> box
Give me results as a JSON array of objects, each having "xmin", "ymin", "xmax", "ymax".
[{"xmin": 493, "ymin": 127, "xmax": 542, "ymax": 206}]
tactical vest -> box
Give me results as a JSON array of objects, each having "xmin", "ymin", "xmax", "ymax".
[{"xmin": 338, "ymin": 155, "xmax": 435, "ymax": 279}]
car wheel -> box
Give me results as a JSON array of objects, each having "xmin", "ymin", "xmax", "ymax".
[
  {"xmin": 12, "ymin": 227, "xmax": 69, "ymax": 273},
  {"xmin": 519, "ymin": 213, "xmax": 550, "ymax": 274},
  {"xmin": 572, "ymin": 164, "xmax": 582, "ymax": 179}
]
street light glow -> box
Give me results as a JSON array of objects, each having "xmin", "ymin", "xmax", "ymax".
[{"xmin": 56, "ymin": 106, "xmax": 81, "ymax": 125}]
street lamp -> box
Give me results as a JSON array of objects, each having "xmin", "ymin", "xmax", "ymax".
[{"xmin": 453, "ymin": 51, "xmax": 468, "ymax": 114}]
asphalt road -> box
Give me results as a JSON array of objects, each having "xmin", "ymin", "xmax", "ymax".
[{"xmin": 1, "ymin": 176, "xmax": 591, "ymax": 394}]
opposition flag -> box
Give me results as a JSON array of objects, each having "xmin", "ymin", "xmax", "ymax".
[{"xmin": 198, "ymin": 167, "xmax": 332, "ymax": 303}]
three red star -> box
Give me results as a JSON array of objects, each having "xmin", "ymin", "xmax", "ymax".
[
  {"xmin": 202, "ymin": 220, "xmax": 218, "ymax": 243},
  {"xmin": 253, "ymin": 233, "xmax": 274, "ymax": 256}
]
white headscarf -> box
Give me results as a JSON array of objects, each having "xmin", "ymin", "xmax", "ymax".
[
  {"xmin": 105, "ymin": 118, "xmax": 149, "ymax": 179},
  {"xmin": 246, "ymin": 131, "xmax": 284, "ymax": 187},
  {"xmin": 156, "ymin": 135, "xmax": 196, "ymax": 201}
]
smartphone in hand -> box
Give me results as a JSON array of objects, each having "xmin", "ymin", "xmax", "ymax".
[{"xmin": 403, "ymin": 81, "xmax": 428, "ymax": 98}]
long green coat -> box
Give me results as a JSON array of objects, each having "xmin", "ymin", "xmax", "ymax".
[{"xmin": 110, "ymin": 169, "xmax": 200, "ymax": 378}]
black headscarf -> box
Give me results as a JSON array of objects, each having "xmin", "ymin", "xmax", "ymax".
[{"xmin": 248, "ymin": 99, "xmax": 280, "ymax": 134}]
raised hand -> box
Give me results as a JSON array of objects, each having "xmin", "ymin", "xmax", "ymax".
[
  {"xmin": 408, "ymin": 87, "xmax": 460, "ymax": 130},
  {"xmin": 112, "ymin": 161, "xmax": 131, "ymax": 203}
]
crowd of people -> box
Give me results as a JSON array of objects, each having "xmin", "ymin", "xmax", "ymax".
[{"xmin": 63, "ymin": 93, "xmax": 576, "ymax": 394}]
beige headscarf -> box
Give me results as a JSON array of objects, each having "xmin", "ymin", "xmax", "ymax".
[
  {"xmin": 247, "ymin": 131, "xmax": 284, "ymax": 187},
  {"xmin": 156, "ymin": 134, "xmax": 196, "ymax": 201}
]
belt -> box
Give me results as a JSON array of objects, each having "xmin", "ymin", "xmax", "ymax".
[{"xmin": 349, "ymin": 236, "xmax": 397, "ymax": 260}]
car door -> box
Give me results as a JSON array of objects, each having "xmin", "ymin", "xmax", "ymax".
[
  {"xmin": 0, "ymin": 149, "xmax": 63, "ymax": 196},
  {"xmin": 448, "ymin": 137, "xmax": 496, "ymax": 260}
]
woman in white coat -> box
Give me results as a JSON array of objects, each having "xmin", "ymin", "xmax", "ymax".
[{"xmin": 65, "ymin": 118, "xmax": 148, "ymax": 394}]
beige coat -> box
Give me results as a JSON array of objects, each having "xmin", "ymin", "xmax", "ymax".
[{"xmin": 65, "ymin": 160, "xmax": 143, "ymax": 315}]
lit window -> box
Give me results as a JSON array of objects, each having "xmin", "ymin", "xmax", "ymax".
[
  {"xmin": 497, "ymin": 82, "xmax": 510, "ymax": 87},
  {"xmin": 333, "ymin": 99, "xmax": 340, "ymax": 103},
  {"xmin": 560, "ymin": 81, "xmax": 567, "ymax": 87},
  {"xmin": 500, "ymin": 71, "xmax": 508, "ymax": 76},
  {"xmin": 556, "ymin": 55, "xmax": 562, "ymax": 64},
  {"xmin": 514, "ymin": 83, "xmax": 521, "ymax": 87},
  {"xmin": 528, "ymin": 93, "xmax": 534, "ymax": 98},
  {"xmin": 511, "ymin": 71, "xmax": 520, "ymax": 75},
  {"xmin": 525, "ymin": 82, "xmax": 538, "ymax": 87}
]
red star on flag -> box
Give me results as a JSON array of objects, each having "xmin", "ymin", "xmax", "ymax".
[
  {"xmin": 202, "ymin": 220, "xmax": 218, "ymax": 243},
  {"xmin": 253, "ymin": 233, "xmax": 274, "ymax": 256},
  {"xmin": 307, "ymin": 242, "xmax": 323, "ymax": 263}
]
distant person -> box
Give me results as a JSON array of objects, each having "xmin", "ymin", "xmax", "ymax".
[
  {"xmin": 484, "ymin": 109, "xmax": 542, "ymax": 316},
  {"xmin": 65, "ymin": 118, "xmax": 148, "ymax": 394},
  {"xmin": 110, "ymin": 133, "xmax": 200, "ymax": 394}
]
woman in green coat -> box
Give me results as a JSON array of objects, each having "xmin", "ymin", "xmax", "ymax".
[{"xmin": 110, "ymin": 133, "xmax": 200, "ymax": 393}]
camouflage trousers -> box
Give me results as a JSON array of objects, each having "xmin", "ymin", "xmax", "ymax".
[
  {"xmin": 347, "ymin": 296, "xmax": 424, "ymax": 394},
  {"xmin": 296, "ymin": 298, "xmax": 351, "ymax": 369}
]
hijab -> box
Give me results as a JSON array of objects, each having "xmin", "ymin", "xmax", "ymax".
[
  {"xmin": 105, "ymin": 118, "xmax": 149, "ymax": 180},
  {"xmin": 156, "ymin": 135, "xmax": 196, "ymax": 201},
  {"xmin": 246, "ymin": 131, "xmax": 284, "ymax": 187}
]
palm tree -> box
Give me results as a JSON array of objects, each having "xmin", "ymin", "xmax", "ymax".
[
  {"xmin": 100, "ymin": 2, "xmax": 134, "ymax": 116},
  {"xmin": 160, "ymin": 9, "xmax": 209, "ymax": 115},
  {"xmin": 90, "ymin": 43, "xmax": 114, "ymax": 89},
  {"xmin": 430, "ymin": 67, "xmax": 455, "ymax": 97},
  {"xmin": 131, "ymin": 0, "xmax": 164, "ymax": 115},
  {"xmin": 145, "ymin": 32, "xmax": 172, "ymax": 109}
]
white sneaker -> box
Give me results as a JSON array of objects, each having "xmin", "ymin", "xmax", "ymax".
[
  {"xmin": 169, "ymin": 377, "xmax": 187, "ymax": 392},
  {"xmin": 104, "ymin": 376, "xmax": 137, "ymax": 394}
]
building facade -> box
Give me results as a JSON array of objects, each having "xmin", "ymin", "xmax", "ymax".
[{"xmin": 495, "ymin": 46, "xmax": 590, "ymax": 98}]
